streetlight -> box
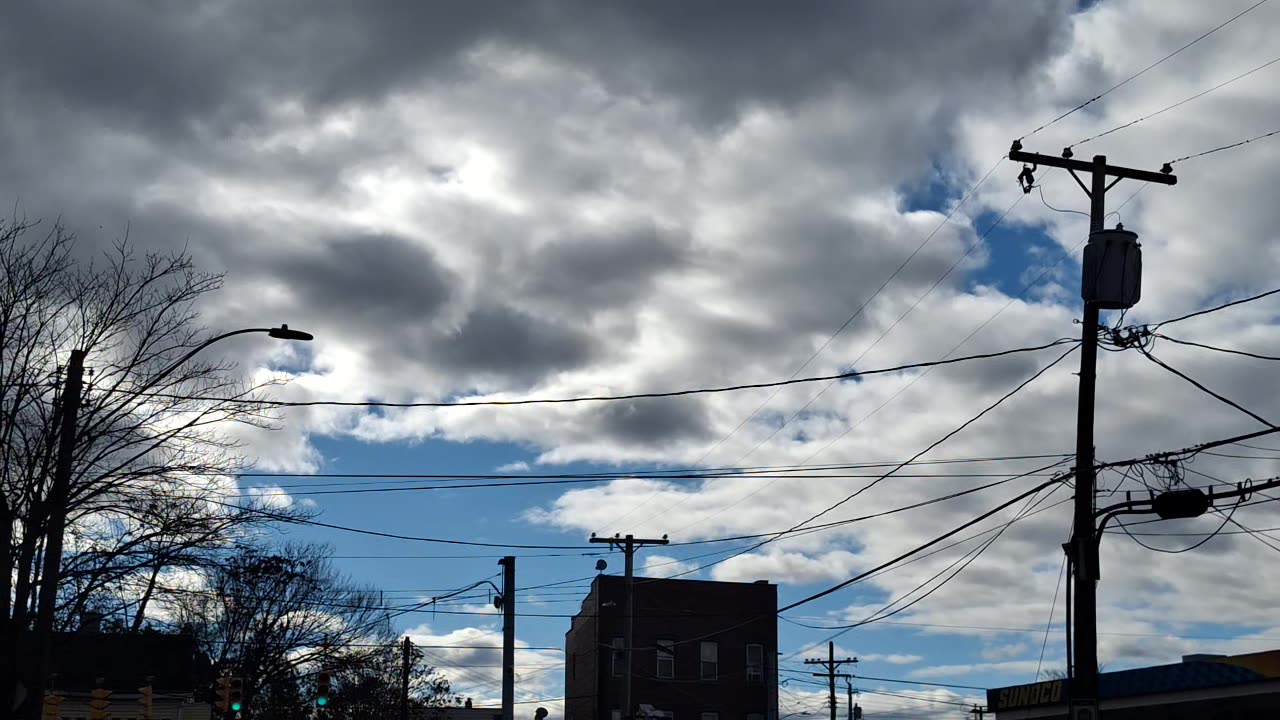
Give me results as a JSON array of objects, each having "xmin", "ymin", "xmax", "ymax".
[{"xmin": 28, "ymin": 324, "xmax": 312, "ymax": 720}]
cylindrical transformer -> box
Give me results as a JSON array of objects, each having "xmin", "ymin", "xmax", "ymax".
[{"xmin": 1082, "ymin": 225, "xmax": 1141, "ymax": 309}]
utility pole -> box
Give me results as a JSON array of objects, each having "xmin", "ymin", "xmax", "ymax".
[
  {"xmin": 401, "ymin": 636, "xmax": 412, "ymax": 720},
  {"xmin": 589, "ymin": 533, "xmax": 669, "ymax": 720},
  {"xmin": 499, "ymin": 557, "xmax": 516, "ymax": 720},
  {"xmin": 845, "ymin": 679, "xmax": 860, "ymax": 720},
  {"xmin": 1009, "ymin": 140, "xmax": 1176, "ymax": 719},
  {"xmin": 30, "ymin": 350, "xmax": 86, "ymax": 720},
  {"xmin": 803, "ymin": 642, "xmax": 855, "ymax": 720},
  {"xmin": 969, "ymin": 705, "xmax": 985, "ymax": 720}
]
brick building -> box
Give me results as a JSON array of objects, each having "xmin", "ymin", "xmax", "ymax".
[{"xmin": 564, "ymin": 576, "xmax": 778, "ymax": 720}]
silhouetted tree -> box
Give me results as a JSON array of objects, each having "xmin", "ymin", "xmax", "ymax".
[{"xmin": 0, "ymin": 217, "xmax": 306, "ymax": 712}]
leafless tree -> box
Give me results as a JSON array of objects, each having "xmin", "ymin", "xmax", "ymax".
[
  {"xmin": 169, "ymin": 542, "xmax": 399, "ymax": 714},
  {"xmin": 0, "ymin": 217, "xmax": 308, "ymax": 711}
]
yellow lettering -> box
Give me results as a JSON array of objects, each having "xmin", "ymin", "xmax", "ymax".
[
  {"xmin": 1051, "ymin": 681, "xmax": 1063, "ymax": 702},
  {"xmin": 998, "ymin": 689, "xmax": 1009, "ymax": 708}
]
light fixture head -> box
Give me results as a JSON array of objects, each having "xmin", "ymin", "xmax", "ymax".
[{"xmin": 268, "ymin": 324, "xmax": 314, "ymax": 341}]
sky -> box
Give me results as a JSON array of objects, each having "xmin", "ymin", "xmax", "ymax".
[{"xmin": 4, "ymin": 1, "xmax": 1280, "ymax": 717}]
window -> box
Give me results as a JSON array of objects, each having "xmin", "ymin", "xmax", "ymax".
[
  {"xmin": 612, "ymin": 710, "xmax": 622, "ymax": 720},
  {"xmin": 700, "ymin": 641, "xmax": 718, "ymax": 680},
  {"xmin": 746, "ymin": 643, "xmax": 764, "ymax": 684},
  {"xmin": 612, "ymin": 637, "xmax": 625, "ymax": 677},
  {"xmin": 656, "ymin": 639, "xmax": 675, "ymax": 679},
  {"xmin": 701, "ymin": 713, "xmax": 718, "ymax": 720}
]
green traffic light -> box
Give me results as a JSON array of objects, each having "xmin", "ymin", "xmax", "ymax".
[
  {"xmin": 231, "ymin": 702, "xmax": 243, "ymax": 712},
  {"xmin": 317, "ymin": 697, "xmax": 328, "ymax": 707}
]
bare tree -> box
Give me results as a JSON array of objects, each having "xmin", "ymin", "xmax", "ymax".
[
  {"xmin": 324, "ymin": 638, "xmax": 455, "ymax": 720},
  {"xmin": 169, "ymin": 542, "xmax": 399, "ymax": 715},
  {"xmin": 0, "ymin": 217, "xmax": 308, "ymax": 712}
]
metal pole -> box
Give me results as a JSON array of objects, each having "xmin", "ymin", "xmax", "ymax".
[
  {"xmin": 845, "ymin": 679, "xmax": 852, "ymax": 720},
  {"xmin": 30, "ymin": 349, "xmax": 86, "ymax": 719},
  {"xmin": 1069, "ymin": 155, "xmax": 1107, "ymax": 714},
  {"xmin": 401, "ymin": 636, "xmax": 411, "ymax": 720},
  {"xmin": 623, "ymin": 537, "xmax": 636, "ymax": 720},
  {"xmin": 501, "ymin": 557, "xmax": 515, "ymax": 720}
]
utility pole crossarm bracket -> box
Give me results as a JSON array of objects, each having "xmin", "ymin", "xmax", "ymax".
[{"xmin": 1009, "ymin": 145, "xmax": 1177, "ymax": 185}]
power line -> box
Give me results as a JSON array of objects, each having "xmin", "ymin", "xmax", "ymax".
[
  {"xmin": 1167, "ymin": 127, "xmax": 1280, "ymax": 166},
  {"xmin": 778, "ymin": 475, "xmax": 1065, "ymax": 613},
  {"xmin": 1151, "ymin": 287, "xmax": 1280, "ymax": 329},
  {"xmin": 116, "ymin": 339, "xmax": 1077, "ymax": 409},
  {"xmin": 674, "ymin": 158, "xmax": 1006, "ymax": 473},
  {"xmin": 1155, "ymin": 334, "xmax": 1280, "ymax": 362},
  {"xmin": 657, "ymin": 343, "xmax": 1076, "ymax": 576},
  {"xmin": 1139, "ymin": 348, "xmax": 1274, "ymax": 427},
  {"xmin": 1018, "ymin": 0, "xmax": 1271, "ymax": 140},
  {"xmin": 1068, "ymin": 53, "xmax": 1280, "ymax": 149}
]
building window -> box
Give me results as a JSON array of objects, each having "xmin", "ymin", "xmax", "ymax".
[
  {"xmin": 702, "ymin": 713, "xmax": 718, "ymax": 720},
  {"xmin": 613, "ymin": 710, "xmax": 622, "ymax": 720},
  {"xmin": 657, "ymin": 639, "xmax": 675, "ymax": 679},
  {"xmin": 746, "ymin": 643, "xmax": 764, "ymax": 684},
  {"xmin": 700, "ymin": 641, "xmax": 718, "ymax": 680},
  {"xmin": 612, "ymin": 637, "xmax": 625, "ymax": 677}
]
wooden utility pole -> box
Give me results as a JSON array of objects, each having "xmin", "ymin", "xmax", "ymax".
[
  {"xmin": 589, "ymin": 534, "xmax": 669, "ymax": 720},
  {"xmin": 401, "ymin": 636, "xmax": 412, "ymax": 720},
  {"xmin": 30, "ymin": 350, "xmax": 86, "ymax": 720},
  {"xmin": 499, "ymin": 557, "xmax": 516, "ymax": 720},
  {"xmin": 1008, "ymin": 140, "xmax": 1176, "ymax": 718},
  {"xmin": 803, "ymin": 642, "xmax": 855, "ymax": 720}
]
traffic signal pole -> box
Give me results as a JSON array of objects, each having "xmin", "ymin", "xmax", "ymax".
[{"xmin": 1008, "ymin": 141, "xmax": 1176, "ymax": 718}]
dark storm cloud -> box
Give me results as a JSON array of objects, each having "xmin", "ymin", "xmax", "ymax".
[
  {"xmin": 523, "ymin": 224, "xmax": 688, "ymax": 312},
  {"xmin": 590, "ymin": 397, "xmax": 713, "ymax": 448},
  {"xmin": 0, "ymin": 1, "xmax": 1073, "ymax": 139},
  {"xmin": 431, "ymin": 304, "xmax": 598, "ymax": 382},
  {"xmin": 262, "ymin": 233, "xmax": 457, "ymax": 324}
]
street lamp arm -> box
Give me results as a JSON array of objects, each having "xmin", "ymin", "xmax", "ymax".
[{"xmin": 138, "ymin": 325, "xmax": 312, "ymax": 397}]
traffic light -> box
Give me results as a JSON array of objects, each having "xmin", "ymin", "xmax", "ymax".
[
  {"xmin": 89, "ymin": 687, "xmax": 112, "ymax": 720},
  {"xmin": 228, "ymin": 677, "xmax": 244, "ymax": 712},
  {"xmin": 315, "ymin": 671, "xmax": 331, "ymax": 707},
  {"xmin": 216, "ymin": 676, "xmax": 232, "ymax": 712},
  {"xmin": 41, "ymin": 693, "xmax": 62, "ymax": 720},
  {"xmin": 139, "ymin": 684, "xmax": 154, "ymax": 720}
]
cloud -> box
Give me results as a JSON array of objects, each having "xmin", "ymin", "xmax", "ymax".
[{"xmin": 4, "ymin": 0, "xmax": 1280, "ymax": 694}]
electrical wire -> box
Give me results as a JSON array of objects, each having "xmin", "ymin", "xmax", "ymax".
[
  {"xmin": 651, "ymin": 345, "xmax": 1075, "ymax": 579},
  {"xmin": 778, "ymin": 474, "xmax": 1066, "ymax": 613},
  {"xmin": 1017, "ymin": 0, "xmax": 1271, "ymax": 140},
  {"xmin": 1152, "ymin": 287, "xmax": 1280, "ymax": 329},
  {"xmin": 1167, "ymin": 127, "xmax": 1280, "ymax": 166},
  {"xmin": 779, "ymin": 483, "xmax": 1065, "ymax": 652},
  {"xmin": 1139, "ymin": 347, "xmax": 1274, "ymax": 427},
  {"xmin": 1068, "ymin": 53, "xmax": 1280, "ymax": 149},
  {"xmin": 1115, "ymin": 502, "xmax": 1237, "ymax": 553},
  {"xmin": 676, "ymin": 157, "xmax": 1006, "ymax": 472},
  {"xmin": 1155, "ymin": 334, "xmax": 1280, "ymax": 362},
  {"xmin": 1034, "ymin": 552, "xmax": 1068, "ymax": 682},
  {"xmin": 624, "ymin": 186, "xmax": 1040, "ymax": 535},
  {"xmin": 113, "ymin": 339, "xmax": 1077, "ymax": 409},
  {"xmin": 1038, "ymin": 185, "xmax": 1089, "ymax": 218}
]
